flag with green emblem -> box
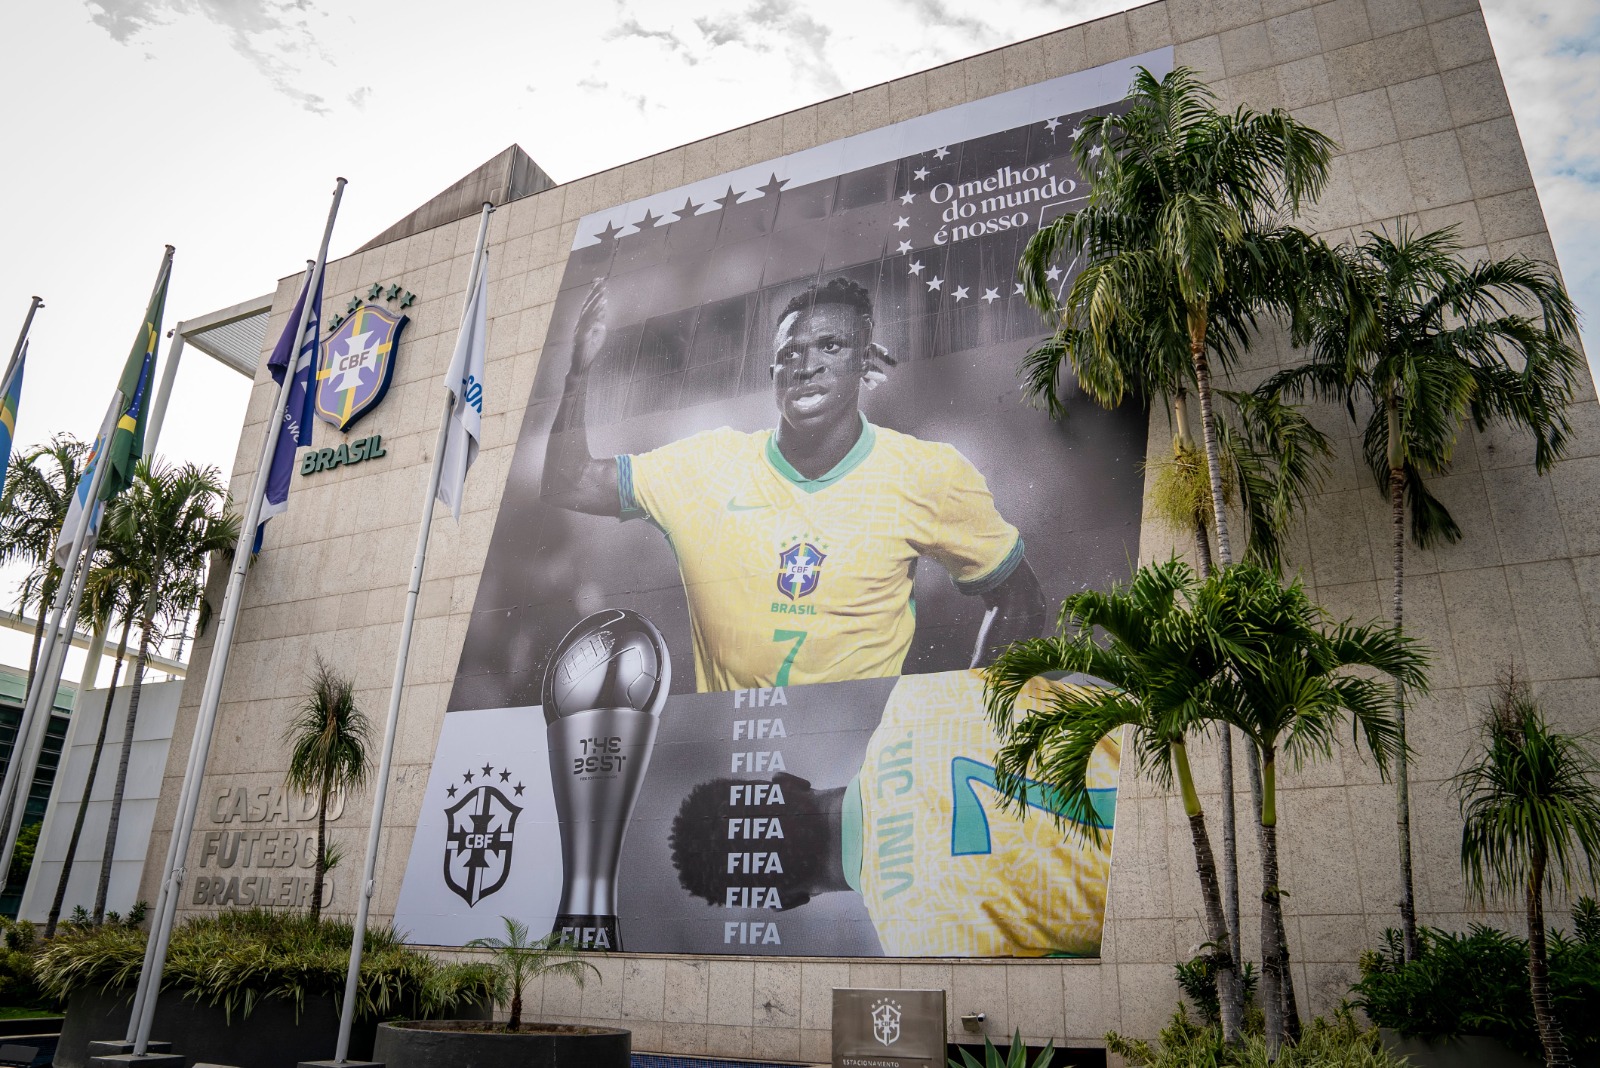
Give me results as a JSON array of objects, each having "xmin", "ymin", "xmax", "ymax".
[{"xmin": 99, "ymin": 246, "xmax": 172, "ymax": 502}]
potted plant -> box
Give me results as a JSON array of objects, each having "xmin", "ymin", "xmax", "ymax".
[
  {"xmin": 372, "ymin": 915, "xmax": 628, "ymax": 1068},
  {"xmin": 41, "ymin": 910, "xmax": 493, "ymax": 1068}
]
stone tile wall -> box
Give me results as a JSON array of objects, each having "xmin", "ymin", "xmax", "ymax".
[{"xmin": 145, "ymin": 0, "xmax": 1596, "ymax": 1055}]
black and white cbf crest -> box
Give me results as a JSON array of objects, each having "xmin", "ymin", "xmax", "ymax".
[{"xmin": 442, "ymin": 764, "xmax": 524, "ymax": 907}]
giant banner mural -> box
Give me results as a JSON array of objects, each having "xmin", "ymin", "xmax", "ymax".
[{"xmin": 393, "ymin": 47, "xmax": 1172, "ymax": 958}]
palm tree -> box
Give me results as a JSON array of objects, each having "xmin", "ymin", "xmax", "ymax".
[
  {"xmin": 1207, "ymin": 564, "xmax": 1426, "ymax": 1055},
  {"xmin": 0, "ymin": 436, "xmax": 90, "ymax": 681},
  {"xmin": 1264, "ymin": 226, "xmax": 1584, "ymax": 959},
  {"xmin": 466, "ymin": 915, "xmax": 600, "ymax": 1032},
  {"xmin": 92, "ymin": 459, "xmax": 237, "ymax": 921},
  {"xmin": 983, "ymin": 558, "xmax": 1248, "ymax": 1042},
  {"xmin": 43, "ymin": 559, "xmax": 140, "ymax": 938},
  {"xmin": 1019, "ymin": 66, "xmax": 1337, "ymax": 975},
  {"xmin": 1454, "ymin": 672, "xmax": 1600, "ymax": 1068},
  {"xmin": 282, "ymin": 656, "xmax": 372, "ymax": 921}
]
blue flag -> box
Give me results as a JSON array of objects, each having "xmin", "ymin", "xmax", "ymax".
[
  {"xmin": 0, "ymin": 344, "xmax": 26, "ymax": 496},
  {"xmin": 255, "ymin": 270, "xmax": 323, "ymax": 551}
]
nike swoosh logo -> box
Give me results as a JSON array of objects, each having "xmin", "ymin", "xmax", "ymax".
[{"xmin": 726, "ymin": 497, "xmax": 769, "ymax": 512}]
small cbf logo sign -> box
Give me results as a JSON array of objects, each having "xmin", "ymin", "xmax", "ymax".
[
  {"xmin": 777, "ymin": 542, "xmax": 826, "ymax": 600},
  {"xmin": 442, "ymin": 764, "xmax": 524, "ymax": 907},
  {"xmin": 316, "ymin": 304, "xmax": 406, "ymax": 431},
  {"xmin": 870, "ymin": 997, "xmax": 902, "ymax": 1047}
]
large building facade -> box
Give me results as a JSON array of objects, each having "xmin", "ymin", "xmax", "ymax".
[{"xmin": 143, "ymin": 0, "xmax": 1598, "ymax": 1058}]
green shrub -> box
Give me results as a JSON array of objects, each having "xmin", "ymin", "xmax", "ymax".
[
  {"xmin": 1107, "ymin": 1006, "xmax": 1406, "ymax": 1067},
  {"xmin": 1174, "ymin": 951, "xmax": 1258, "ymax": 1027},
  {"xmin": 33, "ymin": 909, "xmax": 494, "ymax": 1023},
  {"xmin": 1350, "ymin": 911, "xmax": 1600, "ymax": 1060},
  {"xmin": 0, "ymin": 915, "xmax": 50, "ymax": 1010}
]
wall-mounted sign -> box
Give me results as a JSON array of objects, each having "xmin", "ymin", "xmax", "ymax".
[
  {"xmin": 833, "ymin": 988, "xmax": 946, "ymax": 1068},
  {"xmin": 299, "ymin": 434, "xmax": 386, "ymax": 476},
  {"xmin": 393, "ymin": 46, "xmax": 1175, "ymax": 957},
  {"xmin": 316, "ymin": 305, "xmax": 406, "ymax": 431},
  {"xmin": 192, "ymin": 784, "xmax": 345, "ymax": 908}
]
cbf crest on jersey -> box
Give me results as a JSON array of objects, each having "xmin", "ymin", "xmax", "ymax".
[
  {"xmin": 777, "ymin": 542, "xmax": 826, "ymax": 600},
  {"xmin": 316, "ymin": 304, "xmax": 406, "ymax": 431},
  {"xmin": 443, "ymin": 764, "xmax": 523, "ymax": 907}
]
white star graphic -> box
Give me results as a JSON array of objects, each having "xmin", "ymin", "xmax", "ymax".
[
  {"xmin": 1046, "ymin": 266, "xmax": 1062, "ymax": 281},
  {"xmin": 894, "ymin": 216, "xmax": 910, "ymax": 230},
  {"xmin": 908, "ymin": 260, "xmax": 925, "ymax": 276},
  {"xmin": 926, "ymin": 276, "xmax": 943, "ymax": 291},
  {"xmin": 913, "ymin": 167, "xmax": 929, "ymax": 181},
  {"xmin": 1088, "ymin": 143, "xmax": 1104, "ymax": 159},
  {"xmin": 933, "ymin": 146, "xmax": 950, "ymax": 159},
  {"xmin": 1014, "ymin": 282, "xmax": 1026, "ymax": 295},
  {"xmin": 899, "ymin": 191, "xmax": 916, "ymax": 205},
  {"xmin": 896, "ymin": 240, "xmax": 913, "ymax": 254},
  {"xmin": 1070, "ymin": 125, "xmax": 1085, "ymax": 140},
  {"xmin": 981, "ymin": 288, "xmax": 1000, "ymax": 304},
  {"xmin": 952, "ymin": 285, "xmax": 970, "ymax": 301},
  {"xmin": 1045, "ymin": 117, "xmax": 1061, "ymax": 133}
]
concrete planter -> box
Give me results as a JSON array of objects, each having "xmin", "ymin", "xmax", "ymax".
[
  {"xmin": 373, "ymin": 1020, "xmax": 631, "ymax": 1068},
  {"xmin": 58, "ymin": 989, "xmax": 490, "ymax": 1068},
  {"xmin": 1378, "ymin": 1029, "xmax": 1540, "ymax": 1068}
]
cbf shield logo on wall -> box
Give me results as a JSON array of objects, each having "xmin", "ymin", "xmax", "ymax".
[
  {"xmin": 443, "ymin": 764, "xmax": 524, "ymax": 907},
  {"xmin": 316, "ymin": 304, "xmax": 406, "ymax": 431}
]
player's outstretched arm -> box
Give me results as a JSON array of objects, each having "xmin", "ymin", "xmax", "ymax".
[
  {"xmin": 968, "ymin": 558, "xmax": 1047, "ymax": 668},
  {"xmin": 542, "ymin": 281, "xmax": 622, "ymax": 516}
]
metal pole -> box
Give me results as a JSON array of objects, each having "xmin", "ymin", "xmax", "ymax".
[
  {"xmin": 0, "ymin": 536, "xmax": 95, "ymax": 876},
  {"xmin": 2, "ymin": 297, "xmax": 42, "ymax": 400},
  {"xmin": 131, "ymin": 179, "xmax": 345, "ymax": 1056},
  {"xmin": 144, "ymin": 329, "xmax": 186, "ymax": 458},
  {"xmin": 0, "ymin": 248, "xmax": 170, "ymax": 886},
  {"xmin": 123, "ymin": 260, "xmax": 311, "ymax": 1042},
  {"xmin": 332, "ymin": 201, "xmax": 492, "ymax": 1063},
  {"xmin": 0, "ymin": 410, "xmax": 117, "ymax": 875}
]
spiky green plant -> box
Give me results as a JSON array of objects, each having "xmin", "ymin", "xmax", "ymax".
[
  {"xmin": 1454, "ymin": 672, "xmax": 1600, "ymax": 1068},
  {"xmin": 466, "ymin": 916, "xmax": 600, "ymax": 1032},
  {"xmin": 283, "ymin": 656, "xmax": 372, "ymax": 921},
  {"xmin": 948, "ymin": 1029, "xmax": 1054, "ymax": 1068}
]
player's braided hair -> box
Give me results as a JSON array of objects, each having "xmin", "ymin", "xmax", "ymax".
[
  {"xmin": 669, "ymin": 775, "xmax": 822, "ymax": 908},
  {"xmin": 779, "ymin": 277, "xmax": 874, "ymax": 331}
]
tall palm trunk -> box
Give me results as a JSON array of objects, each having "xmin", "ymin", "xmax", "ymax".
[
  {"xmin": 1257, "ymin": 745, "xmax": 1288, "ymax": 1058},
  {"xmin": 1174, "ymin": 393, "xmax": 1217, "ymax": 578},
  {"xmin": 310, "ymin": 782, "xmax": 329, "ymax": 922},
  {"xmin": 94, "ymin": 578, "xmax": 160, "ymax": 922},
  {"xmin": 1386, "ymin": 394, "xmax": 1420, "ymax": 961},
  {"xmin": 1187, "ymin": 328, "xmax": 1246, "ymax": 1021},
  {"xmin": 1172, "ymin": 738, "xmax": 1244, "ymax": 1042},
  {"xmin": 46, "ymin": 619, "xmax": 132, "ymax": 937},
  {"xmin": 1526, "ymin": 852, "xmax": 1570, "ymax": 1067}
]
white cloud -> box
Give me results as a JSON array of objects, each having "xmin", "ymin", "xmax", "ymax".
[{"xmin": 1481, "ymin": 0, "xmax": 1600, "ymax": 376}]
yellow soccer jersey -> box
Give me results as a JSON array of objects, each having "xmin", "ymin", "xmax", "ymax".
[
  {"xmin": 617, "ymin": 417, "xmax": 1022, "ymax": 692},
  {"xmin": 845, "ymin": 670, "xmax": 1119, "ymax": 957}
]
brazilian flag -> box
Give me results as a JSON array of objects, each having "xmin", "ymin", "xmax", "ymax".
[{"xmin": 99, "ymin": 247, "xmax": 172, "ymax": 502}]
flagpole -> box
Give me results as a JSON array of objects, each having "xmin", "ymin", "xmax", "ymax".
[
  {"xmin": 130, "ymin": 179, "xmax": 345, "ymax": 1057},
  {"xmin": 2, "ymin": 296, "xmax": 42, "ymax": 398},
  {"xmin": 122, "ymin": 256, "xmax": 310, "ymax": 1045},
  {"xmin": 331, "ymin": 201, "xmax": 492, "ymax": 1064},
  {"xmin": 0, "ymin": 530, "xmax": 97, "ymax": 875},
  {"xmin": 0, "ymin": 248, "xmax": 171, "ymax": 881}
]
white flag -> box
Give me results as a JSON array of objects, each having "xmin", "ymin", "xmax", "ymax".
[
  {"xmin": 54, "ymin": 402, "xmax": 116, "ymax": 567},
  {"xmin": 437, "ymin": 246, "xmax": 488, "ymax": 520}
]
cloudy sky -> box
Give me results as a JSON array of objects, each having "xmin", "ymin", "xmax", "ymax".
[{"xmin": 0, "ymin": 0, "xmax": 1595, "ymax": 681}]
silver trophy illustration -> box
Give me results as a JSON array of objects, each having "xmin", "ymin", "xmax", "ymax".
[{"xmin": 543, "ymin": 608, "xmax": 670, "ymax": 951}]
